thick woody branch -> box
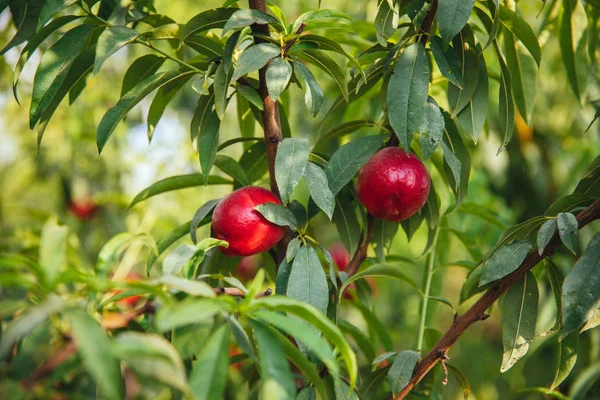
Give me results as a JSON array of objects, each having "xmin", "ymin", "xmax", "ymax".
[{"xmin": 395, "ymin": 197, "xmax": 600, "ymax": 399}]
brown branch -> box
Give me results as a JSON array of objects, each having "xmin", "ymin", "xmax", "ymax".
[
  {"xmin": 395, "ymin": 197, "xmax": 600, "ymax": 399},
  {"xmin": 214, "ymin": 287, "xmax": 273, "ymax": 298},
  {"xmin": 345, "ymin": 214, "xmax": 375, "ymax": 277},
  {"xmin": 283, "ymin": 23, "xmax": 306, "ymax": 55},
  {"xmin": 21, "ymin": 341, "xmax": 78, "ymax": 389},
  {"xmin": 419, "ymin": 0, "xmax": 438, "ymax": 46}
]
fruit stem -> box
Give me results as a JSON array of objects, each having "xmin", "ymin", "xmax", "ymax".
[{"xmin": 416, "ymin": 226, "xmax": 439, "ymax": 353}]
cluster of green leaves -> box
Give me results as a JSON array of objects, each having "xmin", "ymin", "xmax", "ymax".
[{"xmin": 3, "ymin": 0, "xmax": 600, "ymax": 398}]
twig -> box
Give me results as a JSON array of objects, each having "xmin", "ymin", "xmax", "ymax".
[
  {"xmin": 214, "ymin": 287, "xmax": 273, "ymax": 298},
  {"xmin": 419, "ymin": 0, "xmax": 438, "ymax": 46},
  {"xmin": 283, "ymin": 23, "xmax": 306, "ymax": 55},
  {"xmin": 395, "ymin": 197, "xmax": 600, "ymax": 399},
  {"xmin": 21, "ymin": 341, "xmax": 78, "ymax": 389},
  {"xmin": 345, "ymin": 214, "xmax": 375, "ymax": 277}
]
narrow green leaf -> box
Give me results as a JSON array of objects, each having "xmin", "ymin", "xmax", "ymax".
[
  {"xmin": 341, "ymin": 263, "xmax": 419, "ymax": 295},
  {"xmin": 236, "ymin": 84, "xmax": 264, "ymax": 110},
  {"xmin": 561, "ymin": 232, "xmax": 600, "ymax": 337},
  {"xmin": 418, "ymin": 98, "xmax": 445, "ymax": 161},
  {"xmin": 574, "ymin": 156, "xmax": 600, "ymax": 197},
  {"xmin": 30, "ymin": 24, "xmax": 95, "ymax": 128},
  {"xmin": 550, "ymin": 331, "xmax": 579, "ymax": 391},
  {"xmin": 155, "ymin": 297, "xmax": 233, "ymax": 332},
  {"xmin": 499, "ymin": 5, "xmax": 542, "ymax": 66},
  {"xmin": 129, "ymin": 174, "xmax": 231, "ymax": 209},
  {"xmin": 559, "ymin": 0, "xmax": 587, "ymax": 102},
  {"xmin": 296, "ymin": 34, "xmax": 363, "ymax": 75},
  {"xmin": 447, "ymin": 364, "xmax": 471, "ymax": 400},
  {"xmin": 387, "ymin": 42, "xmax": 430, "ymax": 152},
  {"xmin": 39, "ymin": 218, "xmax": 68, "ymax": 286},
  {"xmin": 66, "ymin": 308, "xmax": 125, "ymax": 400},
  {"xmin": 291, "ymin": 9, "xmax": 352, "ymax": 32},
  {"xmin": 456, "ymin": 58, "xmax": 488, "ymax": 142},
  {"xmin": 537, "ymin": 219, "xmax": 557, "ymax": 255},
  {"xmin": 430, "ymin": 36, "xmax": 464, "ymax": 89},
  {"xmin": 94, "ymin": 26, "xmax": 140, "ymax": 76},
  {"xmin": 180, "ymin": 7, "xmax": 238, "ymax": 40},
  {"xmin": 148, "ymin": 221, "xmax": 192, "ymax": 275},
  {"xmin": 222, "ymin": 9, "xmax": 279, "ymax": 36},
  {"xmin": 447, "ymin": 27, "xmax": 480, "ymax": 115},
  {"xmin": 265, "ymin": 57, "xmax": 292, "ymax": 102},
  {"xmin": 441, "ymin": 111, "xmax": 471, "ymax": 209},
  {"xmin": 198, "ymin": 109, "xmax": 221, "ymax": 185},
  {"xmin": 254, "ymin": 203, "xmax": 297, "ymax": 230},
  {"xmin": 121, "ymin": 54, "xmax": 165, "ymax": 97},
  {"xmin": 333, "ymin": 193, "xmax": 361, "ymax": 256},
  {"xmin": 480, "ymin": 240, "xmax": 533, "ymax": 286},
  {"xmin": 190, "ymin": 199, "xmax": 220, "ymax": 244},
  {"xmin": 0, "ymin": 0, "xmax": 45, "ymax": 55},
  {"xmin": 185, "ymin": 35, "xmax": 225, "ymax": 58},
  {"xmin": 190, "ymin": 324, "xmax": 231, "ymax": 400},
  {"xmin": 274, "ymin": 138, "xmax": 309, "ymax": 204},
  {"xmin": 214, "ymin": 155, "xmax": 249, "ymax": 186},
  {"xmin": 315, "ymin": 120, "xmax": 379, "ymax": 148},
  {"xmin": 305, "ymin": 162, "xmax": 335, "ymax": 219},
  {"xmin": 503, "ymin": 32, "xmax": 537, "ymax": 125},
  {"xmin": 0, "ymin": 295, "xmax": 65, "ymax": 361},
  {"xmin": 371, "ymin": 220, "xmax": 399, "ymax": 263},
  {"xmin": 286, "ymin": 245, "xmax": 329, "ymax": 315},
  {"xmin": 231, "ymin": 43, "xmax": 280, "ymax": 81},
  {"xmin": 239, "ymin": 141, "xmax": 268, "ymax": 183},
  {"xmin": 388, "ymin": 350, "xmax": 421, "ymax": 396},
  {"xmin": 293, "ymin": 49, "xmax": 348, "ymax": 102},
  {"xmin": 147, "ymin": 73, "xmax": 191, "ymax": 140},
  {"xmin": 501, "ymin": 272, "xmax": 538, "ymax": 372},
  {"xmin": 569, "ymin": 363, "xmax": 600, "ymax": 399},
  {"xmin": 325, "ymin": 135, "xmax": 384, "ymax": 196},
  {"xmin": 557, "ymin": 212, "xmax": 578, "ymax": 255},
  {"xmin": 190, "ymin": 90, "xmax": 215, "ymax": 142},
  {"xmin": 458, "ymin": 202, "xmax": 505, "ymax": 229},
  {"xmin": 98, "ymin": 70, "xmax": 190, "ymax": 153},
  {"xmin": 437, "ymin": 0, "xmax": 475, "ymax": 43},
  {"xmin": 276, "ymin": 259, "xmax": 292, "ymax": 295},
  {"xmin": 286, "ymin": 237, "xmax": 301, "ymax": 263},
  {"xmin": 293, "ymin": 61, "xmax": 323, "ymax": 117},
  {"xmin": 251, "ymin": 320, "xmax": 296, "ymax": 400},
  {"xmin": 213, "ymin": 63, "xmax": 233, "ymax": 120},
  {"xmin": 375, "ymin": 0, "xmax": 398, "ymax": 46},
  {"xmin": 518, "ymin": 388, "xmax": 570, "ymax": 400}
]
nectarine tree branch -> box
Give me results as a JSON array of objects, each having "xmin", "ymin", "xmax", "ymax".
[
  {"xmin": 345, "ymin": 214, "xmax": 375, "ymax": 277},
  {"xmin": 22, "ymin": 341, "xmax": 78, "ymax": 389},
  {"xmin": 395, "ymin": 197, "xmax": 600, "ymax": 399},
  {"xmin": 214, "ymin": 287, "xmax": 273, "ymax": 298},
  {"xmin": 419, "ymin": 0, "xmax": 438, "ymax": 46}
]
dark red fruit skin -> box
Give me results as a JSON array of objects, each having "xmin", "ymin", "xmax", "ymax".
[
  {"xmin": 356, "ymin": 147, "xmax": 430, "ymax": 222},
  {"xmin": 212, "ymin": 186, "xmax": 286, "ymax": 257},
  {"xmin": 328, "ymin": 242, "xmax": 350, "ymax": 271},
  {"xmin": 69, "ymin": 200, "xmax": 98, "ymax": 220},
  {"xmin": 236, "ymin": 255, "xmax": 260, "ymax": 281}
]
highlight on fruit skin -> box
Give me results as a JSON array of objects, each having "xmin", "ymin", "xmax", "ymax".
[
  {"xmin": 356, "ymin": 147, "xmax": 430, "ymax": 222},
  {"xmin": 212, "ymin": 186, "xmax": 286, "ymax": 257}
]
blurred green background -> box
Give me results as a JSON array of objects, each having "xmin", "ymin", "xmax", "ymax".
[{"xmin": 1, "ymin": 0, "xmax": 600, "ymax": 399}]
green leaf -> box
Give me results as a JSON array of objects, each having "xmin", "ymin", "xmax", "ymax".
[
  {"xmin": 237, "ymin": 84, "xmax": 264, "ymax": 110},
  {"xmin": 254, "ymin": 203, "xmax": 297, "ymax": 230},
  {"xmin": 148, "ymin": 221, "xmax": 192, "ymax": 275},
  {"xmin": 98, "ymin": 70, "xmax": 191, "ymax": 153},
  {"xmin": 315, "ymin": 120, "xmax": 380, "ymax": 149},
  {"xmin": 285, "ymin": 237, "xmax": 300, "ymax": 264},
  {"xmin": 437, "ymin": 0, "xmax": 475, "ymax": 43},
  {"xmin": 561, "ymin": 232, "xmax": 600, "ymax": 337},
  {"xmin": 276, "ymin": 259, "xmax": 292, "ymax": 295},
  {"xmin": 155, "ymin": 297, "xmax": 233, "ymax": 332},
  {"xmin": 557, "ymin": 212, "xmax": 578, "ymax": 255},
  {"xmin": 503, "ymin": 32, "xmax": 537, "ymax": 125},
  {"xmin": 418, "ymin": 98, "xmax": 445, "ymax": 161},
  {"xmin": 189, "ymin": 324, "xmax": 231, "ymax": 400},
  {"xmin": 325, "ymin": 135, "xmax": 383, "ymax": 196},
  {"xmin": 297, "ymin": 387, "xmax": 317, "ymax": 400},
  {"xmin": 537, "ymin": 219, "xmax": 556, "ymax": 255},
  {"xmin": 334, "ymin": 379, "xmax": 360, "ymax": 400},
  {"xmin": 197, "ymin": 108, "xmax": 221, "ymax": 186},
  {"xmin": 388, "ymin": 350, "xmax": 421, "ymax": 396},
  {"xmin": 121, "ymin": 54, "xmax": 165, "ymax": 97},
  {"xmin": 251, "ymin": 320, "xmax": 296, "ymax": 400},
  {"xmin": 545, "ymin": 193, "xmax": 596, "ymax": 216},
  {"xmin": 550, "ymin": 331, "xmax": 579, "ymax": 391},
  {"xmin": 447, "ymin": 27, "xmax": 480, "ymax": 115},
  {"xmin": 292, "ymin": 49, "xmax": 348, "ymax": 102},
  {"xmin": 39, "ymin": 218, "xmax": 68, "ymax": 286},
  {"xmin": 498, "ymin": 5, "xmax": 542, "ymax": 67},
  {"xmin": 350, "ymin": 301, "xmax": 394, "ymax": 351},
  {"xmin": 180, "ymin": 7, "xmax": 238, "ymax": 40},
  {"xmin": 333, "ymin": 193, "xmax": 361, "ymax": 256},
  {"xmin": 371, "ymin": 220, "xmax": 399, "ymax": 263},
  {"xmin": 147, "ymin": 73, "xmax": 191, "ymax": 140},
  {"xmin": 114, "ymin": 332, "xmax": 190, "ymax": 396},
  {"xmin": 457, "ymin": 202, "xmax": 505, "ymax": 229},
  {"xmin": 96, "ymin": 232, "xmax": 156, "ymax": 275},
  {"xmin": 0, "ymin": 295, "xmax": 65, "ymax": 361},
  {"xmin": 231, "ymin": 43, "xmax": 280, "ymax": 81},
  {"xmin": 253, "ymin": 310, "xmax": 339, "ymax": 377},
  {"xmin": 291, "ymin": 9, "xmax": 352, "ymax": 32},
  {"xmin": 190, "ymin": 199, "xmax": 220, "ymax": 244},
  {"xmin": 545, "ymin": 259, "xmax": 564, "ymax": 333},
  {"xmin": 305, "ymin": 162, "xmax": 335, "ymax": 219},
  {"xmin": 66, "ymin": 308, "xmax": 125, "ymax": 400},
  {"xmin": 456, "ymin": 58, "xmax": 488, "ymax": 142},
  {"xmin": 185, "ymin": 35, "xmax": 225, "ymax": 58},
  {"xmin": 239, "ymin": 141, "xmax": 268, "ymax": 183},
  {"xmin": 30, "ymin": 24, "xmax": 95, "ymax": 129},
  {"xmin": 387, "ymin": 42, "xmax": 430, "ymax": 152},
  {"xmin": 94, "ymin": 26, "xmax": 140, "ymax": 76},
  {"xmin": 480, "ymin": 240, "xmax": 533, "ymax": 286},
  {"xmin": 574, "ymin": 156, "xmax": 600, "ymax": 197},
  {"xmin": 153, "ymin": 275, "xmax": 217, "ymax": 297},
  {"xmin": 375, "ymin": 0, "xmax": 398, "ymax": 46},
  {"xmin": 265, "ymin": 57, "xmax": 292, "ymax": 102},
  {"xmin": 286, "ymin": 245, "xmax": 329, "ymax": 315},
  {"xmin": 227, "ymin": 316, "xmax": 256, "ymax": 361},
  {"xmin": 296, "ymin": 34, "xmax": 363, "ymax": 75},
  {"xmin": 501, "ymin": 272, "xmax": 538, "ymax": 372},
  {"xmin": 248, "ymin": 296, "xmax": 357, "ymax": 388},
  {"xmin": 129, "ymin": 174, "xmax": 231, "ymax": 209},
  {"xmin": 339, "ymin": 320, "xmax": 377, "ymax": 363},
  {"xmin": 222, "ymin": 9, "xmax": 279, "ymax": 36},
  {"xmin": 1, "ymin": 0, "xmax": 45, "ymax": 55},
  {"xmin": 569, "ymin": 363, "xmax": 600, "ymax": 399},
  {"xmin": 441, "ymin": 111, "xmax": 471, "ymax": 209},
  {"xmin": 274, "ymin": 138, "xmax": 309, "ymax": 204},
  {"xmin": 559, "ymin": 0, "xmax": 588, "ymax": 102},
  {"xmin": 13, "ymin": 15, "xmax": 81, "ymax": 102},
  {"xmin": 214, "ymin": 155, "xmax": 249, "ymax": 186},
  {"xmin": 191, "ymin": 90, "xmax": 215, "ymax": 141},
  {"xmin": 430, "ymin": 36, "xmax": 464, "ymax": 89},
  {"xmin": 214, "ymin": 63, "xmax": 233, "ymax": 120},
  {"xmin": 341, "ymin": 263, "xmax": 419, "ymax": 296},
  {"xmin": 518, "ymin": 388, "xmax": 570, "ymax": 400},
  {"xmin": 447, "ymin": 364, "xmax": 471, "ymax": 400}
]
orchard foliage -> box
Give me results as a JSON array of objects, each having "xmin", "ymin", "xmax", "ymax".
[{"xmin": 1, "ymin": 0, "xmax": 600, "ymax": 399}]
